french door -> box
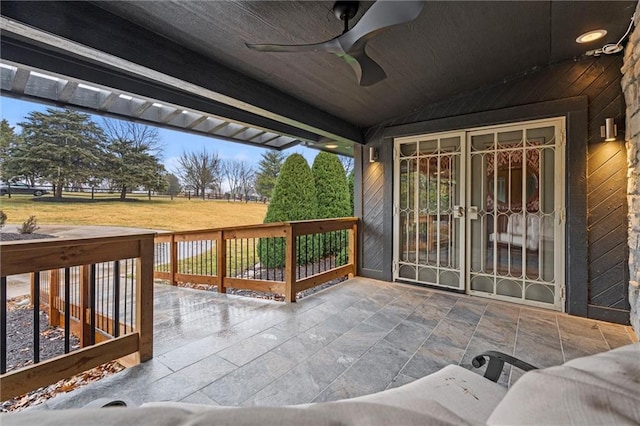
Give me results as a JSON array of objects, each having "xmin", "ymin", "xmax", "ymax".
[
  {"xmin": 393, "ymin": 131, "xmax": 466, "ymax": 290},
  {"xmin": 393, "ymin": 118, "xmax": 565, "ymax": 310}
]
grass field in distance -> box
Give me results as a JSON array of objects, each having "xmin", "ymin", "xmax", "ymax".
[{"xmin": 0, "ymin": 193, "xmax": 268, "ymax": 231}]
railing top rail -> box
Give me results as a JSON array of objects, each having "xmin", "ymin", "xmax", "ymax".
[
  {"xmin": 1, "ymin": 233, "xmax": 155, "ymax": 276},
  {"xmin": 159, "ymin": 222, "xmax": 288, "ymax": 237},
  {"xmin": 0, "ymin": 232, "xmax": 157, "ymax": 251},
  {"xmin": 159, "ymin": 218, "xmax": 358, "ymax": 238},
  {"xmin": 287, "ymin": 217, "xmax": 358, "ymax": 225}
]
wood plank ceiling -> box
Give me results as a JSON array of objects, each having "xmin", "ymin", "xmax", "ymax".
[{"xmin": 0, "ymin": 1, "xmax": 637, "ymax": 148}]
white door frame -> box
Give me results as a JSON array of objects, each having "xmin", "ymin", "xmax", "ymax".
[{"xmin": 393, "ymin": 117, "xmax": 566, "ymax": 311}]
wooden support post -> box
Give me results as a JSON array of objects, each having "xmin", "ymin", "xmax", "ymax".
[
  {"xmin": 284, "ymin": 224, "xmax": 297, "ymax": 303},
  {"xmin": 79, "ymin": 265, "xmax": 91, "ymax": 347},
  {"xmin": 135, "ymin": 236, "xmax": 154, "ymax": 362},
  {"xmin": 48, "ymin": 269, "xmax": 60, "ymax": 326},
  {"xmin": 348, "ymin": 221, "xmax": 358, "ymax": 278},
  {"xmin": 170, "ymin": 234, "xmax": 178, "ymax": 286},
  {"xmin": 217, "ymin": 232, "xmax": 227, "ymax": 294}
]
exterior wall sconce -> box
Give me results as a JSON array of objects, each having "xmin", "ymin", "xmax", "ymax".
[
  {"xmin": 600, "ymin": 117, "xmax": 617, "ymax": 141},
  {"xmin": 369, "ymin": 146, "xmax": 379, "ymax": 163}
]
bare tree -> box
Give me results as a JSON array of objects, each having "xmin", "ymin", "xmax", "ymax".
[
  {"xmin": 102, "ymin": 119, "xmax": 163, "ymax": 155},
  {"xmin": 223, "ymin": 159, "xmax": 254, "ymax": 200},
  {"xmin": 339, "ymin": 155, "xmax": 354, "ymax": 176},
  {"xmin": 175, "ymin": 149, "xmax": 221, "ymax": 198},
  {"xmin": 102, "ymin": 119, "xmax": 166, "ymax": 199}
]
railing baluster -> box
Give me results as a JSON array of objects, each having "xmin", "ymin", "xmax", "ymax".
[
  {"xmin": 171, "ymin": 235, "xmax": 177, "ymax": 285},
  {"xmin": 324, "ymin": 232, "xmax": 328, "ymax": 273},
  {"xmin": 130, "ymin": 259, "xmax": 134, "ymax": 332},
  {"xmin": 253, "ymin": 238, "xmax": 256, "ymax": 277},
  {"xmin": 240, "ymin": 238, "xmax": 244, "ymax": 277},
  {"xmin": 304, "ymin": 234, "xmax": 308, "ymax": 278},
  {"xmin": 100, "ymin": 263, "xmax": 105, "ymax": 332},
  {"xmin": 1, "ymin": 276, "xmax": 7, "ymax": 374},
  {"xmin": 123, "ymin": 261, "xmax": 128, "ymax": 334},
  {"xmin": 335, "ymin": 230, "xmax": 338, "ymax": 268},
  {"xmin": 205, "ymin": 240, "xmax": 209, "ymax": 275},
  {"xmin": 245, "ymin": 238, "xmax": 248, "ymax": 277},
  {"xmin": 64, "ymin": 267, "xmax": 70, "ymax": 353},
  {"xmin": 89, "ymin": 264, "xmax": 96, "ymax": 346},
  {"xmin": 265, "ymin": 238, "xmax": 270, "ymax": 280},
  {"xmin": 113, "ymin": 261, "xmax": 120, "ymax": 338},
  {"xmin": 49, "ymin": 269, "xmax": 60, "ymax": 326},
  {"xmin": 33, "ymin": 271, "xmax": 40, "ymax": 364}
]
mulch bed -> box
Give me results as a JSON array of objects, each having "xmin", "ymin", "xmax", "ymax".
[{"xmin": 180, "ymin": 277, "xmax": 344, "ymax": 301}]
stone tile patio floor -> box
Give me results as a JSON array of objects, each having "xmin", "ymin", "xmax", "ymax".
[{"xmin": 34, "ymin": 277, "xmax": 637, "ymax": 410}]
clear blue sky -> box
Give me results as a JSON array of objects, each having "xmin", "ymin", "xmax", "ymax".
[{"xmin": 0, "ymin": 96, "xmax": 319, "ymax": 174}]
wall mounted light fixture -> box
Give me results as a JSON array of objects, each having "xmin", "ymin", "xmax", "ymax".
[
  {"xmin": 369, "ymin": 146, "xmax": 379, "ymax": 163},
  {"xmin": 600, "ymin": 117, "xmax": 617, "ymax": 141}
]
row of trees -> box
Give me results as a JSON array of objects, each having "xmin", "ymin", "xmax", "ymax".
[
  {"xmin": 0, "ymin": 109, "xmax": 166, "ymax": 199},
  {"xmin": 172, "ymin": 149, "xmax": 285, "ymax": 200},
  {"xmin": 0, "ymin": 108, "xmax": 354, "ymax": 202}
]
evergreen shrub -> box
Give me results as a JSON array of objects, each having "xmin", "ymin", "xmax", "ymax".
[
  {"xmin": 258, "ymin": 154, "xmax": 322, "ymax": 268},
  {"xmin": 312, "ymin": 152, "xmax": 351, "ymax": 256}
]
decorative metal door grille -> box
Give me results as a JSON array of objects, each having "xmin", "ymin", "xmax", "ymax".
[
  {"xmin": 394, "ymin": 133, "xmax": 465, "ymax": 290},
  {"xmin": 467, "ymin": 120, "xmax": 564, "ymax": 309},
  {"xmin": 394, "ymin": 118, "xmax": 565, "ymax": 310}
]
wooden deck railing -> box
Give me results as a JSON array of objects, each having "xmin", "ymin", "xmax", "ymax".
[
  {"xmin": 0, "ymin": 233, "xmax": 155, "ymax": 400},
  {"xmin": 154, "ymin": 218, "xmax": 358, "ymax": 302}
]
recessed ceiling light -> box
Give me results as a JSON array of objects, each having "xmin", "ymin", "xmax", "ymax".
[
  {"xmin": 576, "ymin": 29, "xmax": 607, "ymax": 44},
  {"xmin": 325, "ymin": 144, "xmax": 338, "ymax": 149},
  {"xmin": 119, "ymin": 94, "xmax": 133, "ymax": 100}
]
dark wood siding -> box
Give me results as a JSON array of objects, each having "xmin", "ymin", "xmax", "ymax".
[
  {"xmin": 358, "ymin": 55, "xmax": 629, "ymax": 323},
  {"xmin": 362, "ymin": 161, "xmax": 385, "ymax": 273}
]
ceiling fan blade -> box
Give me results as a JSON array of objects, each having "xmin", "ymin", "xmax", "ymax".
[
  {"xmin": 246, "ymin": 39, "xmax": 341, "ymax": 54},
  {"xmin": 339, "ymin": 1, "xmax": 424, "ymax": 51},
  {"xmin": 339, "ymin": 47, "xmax": 387, "ymax": 87}
]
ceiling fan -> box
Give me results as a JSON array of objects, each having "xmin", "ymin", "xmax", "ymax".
[{"xmin": 246, "ymin": 1, "xmax": 424, "ymax": 87}]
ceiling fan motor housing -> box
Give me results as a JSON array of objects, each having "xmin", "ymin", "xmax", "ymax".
[{"xmin": 333, "ymin": 1, "xmax": 359, "ymax": 22}]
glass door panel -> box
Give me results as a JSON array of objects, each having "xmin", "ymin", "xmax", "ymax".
[
  {"xmin": 395, "ymin": 133, "xmax": 465, "ymax": 290},
  {"xmin": 468, "ymin": 121, "xmax": 563, "ymax": 309}
]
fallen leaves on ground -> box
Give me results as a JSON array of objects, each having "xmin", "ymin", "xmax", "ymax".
[
  {"xmin": 3, "ymin": 296, "xmax": 125, "ymax": 412},
  {"xmin": 1, "ymin": 361, "xmax": 125, "ymax": 412}
]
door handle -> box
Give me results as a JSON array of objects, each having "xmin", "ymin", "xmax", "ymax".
[{"xmin": 454, "ymin": 206, "xmax": 465, "ymax": 218}]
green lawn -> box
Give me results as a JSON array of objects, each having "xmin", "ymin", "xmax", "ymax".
[{"xmin": 0, "ymin": 194, "xmax": 267, "ymax": 231}]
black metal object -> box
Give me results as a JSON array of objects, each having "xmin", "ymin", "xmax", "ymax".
[
  {"xmin": 333, "ymin": 1, "xmax": 359, "ymax": 33},
  {"xmin": 246, "ymin": 1, "xmax": 424, "ymax": 86},
  {"xmin": 89, "ymin": 264, "xmax": 96, "ymax": 346},
  {"xmin": 33, "ymin": 271, "xmax": 40, "ymax": 364},
  {"xmin": 472, "ymin": 351, "xmax": 538, "ymax": 382},
  {"xmin": 113, "ymin": 261, "xmax": 120, "ymax": 338},
  {"xmin": 121, "ymin": 259, "xmax": 133, "ymax": 333},
  {"xmin": 64, "ymin": 268, "xmax": 70, "ymax": 353},
  {"xmin": 1, "ymin": 276, "xmax": 7, "ymax": 374}
]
